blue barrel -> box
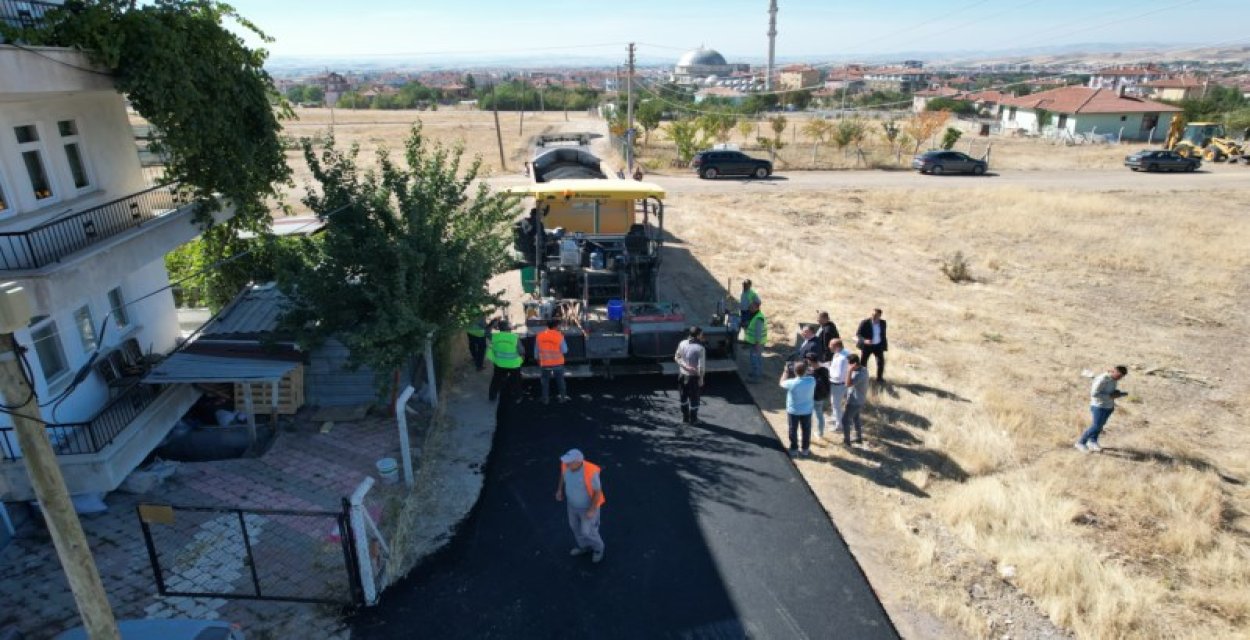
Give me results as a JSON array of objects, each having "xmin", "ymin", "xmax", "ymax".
[{"xmin": 607, "ymin": 299, "xmax": 625, "ymax": 321}]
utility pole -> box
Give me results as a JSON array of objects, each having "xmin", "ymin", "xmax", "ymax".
[
  {"xmin": 0, "ymin": 335, "xmax": 120, "ymax": 640},
  {"xmin": 518, "ymin": 75, "xmax": 526, "ymax": 137},
  {"xmin": 626, "ymin": 42, "xmax": 636, "ymax": 172},
  {"xmin": 491, "ymin": 82, "xmax": 506, "ymax": 172}
]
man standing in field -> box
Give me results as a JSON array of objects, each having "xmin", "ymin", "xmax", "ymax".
[
  {"xmin": 780, "ymin": 361, "xmax": 816, "ymax": 457},
  {"xmin": 827, "ymin": 339, "xmax": 852, "ymax": 439},
  {"xmin": 740, "ymin": 280, "xmax": 761, "ymax": 326},
  {"xmin": 842, "ymin": 354, "xmax": 870, "ymax": 445},
  {"xmin": 675, "ymin": 326, "xmax": 706, "ymax": 425},
  {"xmin": 1076, "ymin": 366, "xmax": 1129, "ymax": 453},
  {"xmin": 815, "ymin": 311, "xmax": 840, "ymax": 361},
  {"xmin": 556, "ymin": 449, "xmax": 605, "ymax": 563},
  {"xmin": 856, "ymin": 308, "xmax": 888, "ymax": 384}
]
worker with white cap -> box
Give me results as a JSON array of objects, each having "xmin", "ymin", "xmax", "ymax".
[{"xmin": 555, "ymin": 448, "xmax": 605, "ymax": 563}]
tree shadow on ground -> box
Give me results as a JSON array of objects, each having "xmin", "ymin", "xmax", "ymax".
[{"xmin": 1102, "ymin": 447, "xmax": 1244, "ymax": 486}]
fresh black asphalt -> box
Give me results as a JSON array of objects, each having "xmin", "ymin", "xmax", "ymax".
[{"xmin": 350, "ymin": 375, "xmax": 898, "ymax": 639}]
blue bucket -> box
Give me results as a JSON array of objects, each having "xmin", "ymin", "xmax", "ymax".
[{"xmin": 607, "ymin": 299, "xmax": 625, "ymax": 321}]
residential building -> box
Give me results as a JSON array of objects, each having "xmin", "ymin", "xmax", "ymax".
[
  {"xmin": 0, "ymin": 36, "xmax": 233, "ymax": 501},
  {"xmin": 998, "ymin": 86, "xmax": 1181, "ymax": 141},
  {"xmin": 863, "ymin": 67, "xmax": 931, "ymax": 93},
  {"xmin": 1087, "ymin": 65, "xmax": 1166, "ymax": 95},
  {"xmin": 962, "ymin": 90, "xmax": 1010, "ymax": 118},
  {"xmin": 1142, "ymin": 76, "xmax": 1210, "ymax": 102},
  {"xmin": 317, "ymin": 71, "xmax": 351, "ymax": 107},
  {"xmin": 778, "ymin": 65, "xmax": 820, "ymax": 92}
]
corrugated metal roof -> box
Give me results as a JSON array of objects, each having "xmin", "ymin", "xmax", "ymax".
[
  {"xmin": 201, "ymin": 284, "xmax": 288, "ymax": 339},
  {"xmin": 144, "ymin": 353, "xmax": 297, "ymax": 383}
]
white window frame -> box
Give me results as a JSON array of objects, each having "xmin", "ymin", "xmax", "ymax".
[
  {"xmin": 13, "ymin": 122, "xmax": 60, "ymax": 207},
  {"xmin": 108, "ymin": 287, "xmax": 130, "ymax": 329},
  {"xmin": 73, "ymin": 304, "xmax": 98, "ymax": 353},
  {"xmin": 56, "ymin": 118, "xmax": 94, "ymax": 194},
  {"xmin": 29, "ymin": 317, "xmax": 69, "ymax": 385}
]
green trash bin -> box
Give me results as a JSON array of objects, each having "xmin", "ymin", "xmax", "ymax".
[{"xmin": 520, "ymin": 266, "xmax": 536, "ymax": 294}]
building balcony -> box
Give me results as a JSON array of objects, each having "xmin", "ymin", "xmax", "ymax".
[
  {"xmin": 0, "ymin": 182, "xmax": 196, "ymax": 272},
  {"xmin": 0, "ymin": 382, "xmax": 202, "ymax": 501}
]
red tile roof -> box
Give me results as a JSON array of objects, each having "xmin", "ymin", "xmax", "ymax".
[
  {"xmin": 963, "ymin": 90, "xmax": 1009, "ymax": 103},
  {"xmin": 1092, "ymin": 65, "xmax": 1164, "ymax": 76},
  {"xmin": 1142, "ymin": 76, "xmax": 1206, "ymax": 89},
  {"xmin": 998, "ymin": 86, "xmax": 1181, "ymax": 114}
]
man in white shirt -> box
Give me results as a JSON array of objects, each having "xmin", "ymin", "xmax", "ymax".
[
  {"xmin": 675, "ymin": 327, "xmax": 707, "ymax": 425},
  {"xmin": 1076, "ymin": 366, "xmax": 1128, "ymax": 453},
  {"xmin": 826, "ymin": 339, "xmax": 852, "ymax": 438}
]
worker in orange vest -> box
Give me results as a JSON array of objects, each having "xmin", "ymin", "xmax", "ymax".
[
  {"xmin": 556, "ymin": 448, "xmax": 605, "ymax": 563},
  {"xmin": 536, "ymin": 318, "xmax": 570, "ymax": 405}
]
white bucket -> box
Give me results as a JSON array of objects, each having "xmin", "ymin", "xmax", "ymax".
[{"xmin": 375, "ymin": 457, "xmax": 399, "ymax": 484}]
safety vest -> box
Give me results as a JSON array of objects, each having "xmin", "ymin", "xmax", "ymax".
[
  {"xmin": 743, "ymin": 313, "xmax": 768, "ymax": 345},
  {"xmin": 560, "ymin": 461, "xmax": 605, "ymax": 508},
  {"xmin": 465, "ymin": 318, "xmax": 486, "ymax": 338},
  {"xmin": 489, "ymin": 332, "xmax": 522, "ymax": 369},
  {"xmin": 536, "ymin": 329, "xmax": 565, "ymax": 368},
  {"xmin": 740, "ymin": 289, "xmax": 760, "ymax": 310}
]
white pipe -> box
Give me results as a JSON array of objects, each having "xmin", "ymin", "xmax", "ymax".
[
  {"xmin": 349, "ymin": 477, "xmax": 378, "ymax": 605},
  {"xmin": 395, "ymin": 385, "xmax": 416, "ymax": 488}
]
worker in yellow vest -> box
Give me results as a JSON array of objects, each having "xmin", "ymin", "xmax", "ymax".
[
  {"xmin": 742, "ymin": 300, "xmax": 767, "ymax": 382},
  {"xmin": 536, "ymin": 319, "xmax": 570, "ymax": 404},
  {"xmin": 556, "ymin": 448, "xmax": 605, "ymax": 563},
  {"xmin": 465, "ymin": 314, "xmax": 489, "ymax": 371},
  {"xmin": 487, "ymin": 320, "xmax": 525, "ymax": 403}
]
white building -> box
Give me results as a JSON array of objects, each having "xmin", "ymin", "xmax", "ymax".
[
  {"xmin": 998, "ymin": 86, "xmax": 1182, "ymax": 142},
  {"xmin": 1087, "ymin": 65, "xmax": 1167, "ymax": 96},
  {"xmin": 0, "ymin": 41, "xmax": 231, "ymax": 501},
  {"xmin": 671, "ymin": 47, "xmax": 751, "ymax": 86}
]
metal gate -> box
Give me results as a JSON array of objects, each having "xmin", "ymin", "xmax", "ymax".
[{"xmin": 137, "ymin": 501, "xmax": 364, "ymax": 606}]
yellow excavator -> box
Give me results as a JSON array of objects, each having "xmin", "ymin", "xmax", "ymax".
[{"xmin": 1165, "ymin": 118, "xmax": 1248, "ymax": 162}]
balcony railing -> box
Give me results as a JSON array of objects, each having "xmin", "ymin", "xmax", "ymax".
[
  {"xmin": 0, "ymin": 0, "xmax": 61, "ymax": 32},
  {"xmin": 0, "ymin": 182, "xmax": 195, "ymax": 271},
  {"xmin": 0, "ymin": 382, "xmax": 164, "ymax": 461}
]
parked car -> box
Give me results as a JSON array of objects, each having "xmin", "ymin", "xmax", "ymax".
[
  {"xmin": 55, "ymin": 619, "xmax": 245, "ymax": 640},
  {"xmin": 911, "ymin": 150, "xmax": 988, "ymax": 175},
  {"xmin": 691, "ymin": 150, "xmax": 772, "ymax": 179},
  {"xmin": 1124, "ymin": 149, "xmax": 1200, "ymax": 172}
]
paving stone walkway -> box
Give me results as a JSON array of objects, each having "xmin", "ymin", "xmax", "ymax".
[{"xmin": 0, "ymin": 414, "xmax": 405, "ymax": 640}]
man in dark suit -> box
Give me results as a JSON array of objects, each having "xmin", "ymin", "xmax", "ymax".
[{"xmin": 856, "ymin": 308, "xmax": 888, "ymax": 383}]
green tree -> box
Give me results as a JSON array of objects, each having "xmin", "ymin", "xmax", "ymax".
[
  {"xmin": 784, "ymin": 90, "xmax": 814, "ymax": 111},
  {"xmin": 305, "ymin": 85, "xmax": 324, "ymax": 104},
  {"xmin": 636, "ymin": 100, "xmax": 664, "ymax": 147},
  {"xmin": 698, "ymin": 113, "xmax": 738, "ymax": 143},
  {"xmin": 925, "ymin": 97, "xmax": 975, "ymax": 115},
  {"xmin": 742, "ymin": 93, "xmax": 780, "ymax": 115},
  {"xmin": 276, "ymin": 125, "xmax": 519, "ymax": 391},
  {"xmin": 802, "ymin": 119, "xmax": 833, "ymax": 164},
  {"xmin": 666, "ymin": 118, "xmax": 713, "ymax": 164},
  {"xmin": 1034, "ymin": 108, "xmax": 1053, "ymax": 132},
  {"xmin": 286, "ymin": 85, "xmax": 307, "ymax": 103},
  {"xmin": 940, "ymin": 126, "xmax": 963, "ymax": 150}
]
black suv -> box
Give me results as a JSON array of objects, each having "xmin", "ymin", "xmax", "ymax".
[{"xmin": 691, "ymin": 150, "xmax": 772, "ymax": 179}]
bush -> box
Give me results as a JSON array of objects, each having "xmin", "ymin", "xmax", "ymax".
[
  {"xmin": 941, "ymin": 127, "xmax": 964, "ymax": 150},
  {"xmin": 941, "ymin": 251, "xmax": 975, "ymax": 283}
]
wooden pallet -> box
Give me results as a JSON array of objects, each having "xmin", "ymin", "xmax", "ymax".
[{"xmin": 234, "ymin": 365, "xmax": 305, "ymax": 415}]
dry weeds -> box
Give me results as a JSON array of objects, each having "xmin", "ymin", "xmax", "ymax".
[{"xmin": 665, "ymin": 184, "xmax": 1250, "ymax": 639}]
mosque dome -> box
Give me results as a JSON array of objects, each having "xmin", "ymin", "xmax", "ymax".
[{"xmin": 677, "ymin": 47, "xmax": 728, "ymax": 68}]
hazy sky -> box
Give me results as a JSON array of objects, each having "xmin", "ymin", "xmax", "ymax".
[{"xmin": 227, "ymin": 0, "xmax": 1250, "ymax": 61}]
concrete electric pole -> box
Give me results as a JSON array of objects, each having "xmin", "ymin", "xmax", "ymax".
[
  {"xmin": 490, "ymin": 81, "xmax": 507, "ymax": 172},
  {"xmin": 0, "ymin": 332, "xmax": 120, "ymax": 640},
  {"xmin": 766, "ymin": 0, "xmax": 778, "ymax": 91},
  {"xmin": 626, "ymin": 42, "xmax": 636, "ymax": 172}
]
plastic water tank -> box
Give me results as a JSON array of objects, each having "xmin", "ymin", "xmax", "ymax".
[
  {"xmin": 607, "ymin": 299, "xmax": 625, "ymax": 321},
  {"xmin": 560, "ymin": 239, "xmax": 579, "ymax": 267}
]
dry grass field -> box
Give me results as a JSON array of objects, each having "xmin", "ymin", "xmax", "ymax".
[
  {"xmin": 636, "ymin": 114, "xmax": 1132, "ymax": 174},
  {"xmin": 660, "ymin": 185, "xmax": 1250, "ymax": 639}
]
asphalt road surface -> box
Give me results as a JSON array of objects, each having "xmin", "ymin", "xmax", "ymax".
[
  {"xmin": 350, "ymin": 375, "xmax": 898, "ymax": 640},
  {"xmin": 488, "ymin": 164, "xmax": 1249, "ymax": 194}
]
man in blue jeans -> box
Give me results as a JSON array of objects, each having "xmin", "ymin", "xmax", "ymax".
[
  {"xmin": 1076, "ymin": 365, "xmax": 1128, "ymax": 453},
  {"xmin": 779, "ymin": 361, "xmax": 816, "ymax": 457}
]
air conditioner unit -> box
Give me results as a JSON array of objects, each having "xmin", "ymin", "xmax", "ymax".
[{"xmin": 0, "ymin": 282, "xmax": 32, "ymax": 334}]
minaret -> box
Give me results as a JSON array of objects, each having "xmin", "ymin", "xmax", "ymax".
[{"xmin": 766, "ymin": 0, "xmax": 778, "ymax": 91}]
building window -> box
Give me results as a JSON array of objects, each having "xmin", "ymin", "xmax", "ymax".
[
  {"xmin": 108, "ymin": 287, "xmax": 130, "ymax": 328},
  {"xmin": 73, "ymin": 305, "xmax": 97, "ymax": 352},
  {"xmin": 14, "ymin": 124, "xmax": 54, "ymax": 201},
  {"xmin": 30, "ymin": 319, "xmax": 69, "ymax": 383},
  {"xmin": 0, "ymin": 179, "xmax": 8, "ymax": 214},
  {"xmin": 57, "ymin": 119, "xmax": 91, "ymax": 190}
]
